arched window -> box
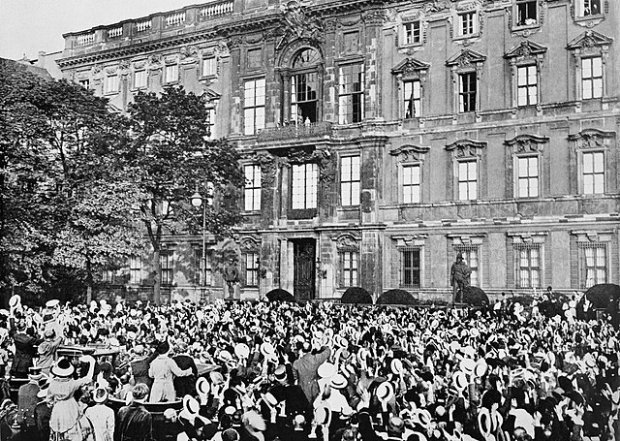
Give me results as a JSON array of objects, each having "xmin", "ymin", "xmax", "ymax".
[{"xmin": 287, "ymin": 48, "xmax": 322, "ymax": 124}]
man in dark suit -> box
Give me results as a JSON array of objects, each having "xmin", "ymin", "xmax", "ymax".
[
  {"xmin": 172, "ymin": 342, "xmax": 197, "ymax": 398},
  {"xmin": 10, "ymin": 322, "xmax": 42, "ymax": 379},
  {"xmin": 17, "ymin": 367, "xmax": 42, "ymax": 441},
  {"xmin": 129, "ymin": 345, "xmax": 156, "ymax": 389},
  {"xmin": 115, "ymin": 384, "xmax": 153, "ymax": 441}
]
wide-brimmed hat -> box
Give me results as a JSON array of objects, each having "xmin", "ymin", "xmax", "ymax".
[
  {"xmin": 460, "ymin": 358, "xmax": 476, "ymax": 375},
  {"xmin": 391, "ymin": 359, "xmax": 404, "ymax": 375},
  {"xmin": 93, "ymin": 387, "xmax": 108, "ymax": 403},
  {"xmin": 473, "ymin": 359, "xmax": 488, "ymax": 378},
  {"xmin": 183, "ymin": 395, "xmax": 201, "ymax": 416},
  {"xmin": 9, "ymin": 295, "xmax": 20, "ymax": 309},
  {"xmin": 196, "ymin": 377, "xmax": 210, "ymax": 401},
  {"xmin": 234, "ymin": 343, "xmax": 250, "ymax": 360},
  {"xmin": 330, "ymin": 374, "xmax": 348, "ymax": 389},
  {"xmin": 317, "ymin": 362, "xmax": 337, "ymax": 379},
  {"xmin": 28, "ymin": 366, "xmax": 43, "ymax": 381},
  {"xmin": 45, "ymin": 299, "xmax": 60, "ymax": 309},
  {"xmin": 413, "ymin": 409, "xmax": 432, "ymax": 429},
  {"xmin": 260, "ymin": 342, "xmax": 276, "ymax": 358},
  {"xmin": 376, "ymin": 381, "xmax": 395, "ymax": 403},
  {"xmin": 453, "ymin": 371, "xmax": 468, "ymax": 391},
  {"xmin": 51, "ymin": 358, "xmax": 75, "ymax": 378},
  {"xmin": 274, "ymin": 365, "xmax": 287, "ymax": 382}
]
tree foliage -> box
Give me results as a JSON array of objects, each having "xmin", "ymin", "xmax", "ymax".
[
  {"xmin": 0, "ymin": 60, "xmax": 143, "ymax": 301},
  {"xmin": 118, "ymin": 87, "xmax": 245, "ymax": 304}
]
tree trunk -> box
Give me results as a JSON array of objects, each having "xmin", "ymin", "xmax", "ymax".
[
  {"xmin": 152, "ymin": 248, "xmax": 161, "ymax": 305},
  {"xmin": 85, "ymin": 258, "xmax": 93, "ymax": 304}
]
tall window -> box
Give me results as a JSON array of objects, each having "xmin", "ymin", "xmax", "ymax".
[
  {"xmin": 129, "ymin": 257, "xmax": 141, "ymax": 284},
  {"xmin": 583, "ymin": 245, "xmax": 606, "ymax": 288},
  {"xmin": 403, "ymin": 21, "xmax": 421, "ymax": 45},
  {"xmin": 194, "ymin": 250, "xmax": 213, "ymax": 285},
  {"xmin": 160, "ymin": 253, "xmax": 173, "ymax": 285},
  {"xmin": 243, "ymin": 252, "xmax": 259, "ymax": 287},
  {"xmin": 582, "ymin": 151, "xmax": 604, "ymax": 194},
  {"xmin": 292, "ymin": 163, "xmax": 318, "ymax": 209},
  {"xmin": 402, "ymin": 164, "xmax": 421, "ymax": 204},
  {"xmin": 579, "ymin": 0, "xmax": 601, "ymax": 16},
  {"xmin": 244, "ymin": 164, "xmax": 261, "ymax": 211},
  {"xmin": 458, "ymin": 11, "xmax": 476, "ymax": 36},
  {"xmin": 244, "ymin": 78, "xmax": 265, "ymax": 135},
  {"xmin": 581, "ymin": 57, "xmax": 603, "ymax": 100},
  {"xmin": 517, "ymin": 156, "xmax": 539, "ymax": 198},
  {"xmin": 340, "ymin": 251, "xmax": 359, "ymax": 287},
  {"xmin": 458, "ymin": 72, "xmax": 477, "ymax": 112},
  {"xmin": 165, "ymin": 64, "xmax": 179, "ymax": 84},
  {"xmin": 403, "ymin": 79, "xmax": 421, "ymax": 118},
  {"xmin": 338, "ymin": 64, "xmax": 364, "ymax": 124},
  {"xmin": 104, "ymin": 74, "xmax": 118, "ymax": 94},
  {"xmin": 458, "ymin": 160, "xmax": 477, "ymax": 200},
  {"xmin": 517, "ymin": 65, "xmax": 538, "ymax": 106},
  {"xmin": 291, "ymin": 72, "xmax": 319, "ymax": 124},
  {"xmin": 517, "ymin": 246, "xmax": 540, "ymax": 288},
  {"xmin": 202, "ymin": 57, "xmax": 217, "ymax": 76},
  {"xmin": 340, "ymin": 156, "xmax": 360, "ymax": 206},
  {"xmin": 401, "ymin": 248, "xmax": 421, "ymax": 287},
  {"xmin": 134, "ymin": 70, "xmax": 147, "ymax": 89},
  {"xmin": 516, "ymin": 0, "xmax": 538, "ymax": 26},
  {"xmin": 456, "ymin": 246, "xmax": 479, "ymax": 286}
]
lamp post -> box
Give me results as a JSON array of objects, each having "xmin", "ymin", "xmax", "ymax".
[{"xmin": 191, "ymin": 183, "xmax": 213, "ymax": 302}]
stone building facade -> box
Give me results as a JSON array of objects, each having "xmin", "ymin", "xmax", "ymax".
[{"xmin": 57, "ymin": 0, "xmax": 620, "ymax": 302}]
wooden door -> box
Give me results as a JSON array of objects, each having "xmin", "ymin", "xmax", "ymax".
[{"xmin": 293, "ymin": 239, "xmax": 316, "ymax": 301}]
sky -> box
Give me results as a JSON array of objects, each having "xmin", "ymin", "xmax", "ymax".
[{"xmin": 0, "ymin": 0, "xmax": 199, "ymax": 60}]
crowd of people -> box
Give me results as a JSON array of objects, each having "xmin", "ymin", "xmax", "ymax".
[{"xmin": 0, "ymin": 291, "xmax": 618, "ymax": 441}]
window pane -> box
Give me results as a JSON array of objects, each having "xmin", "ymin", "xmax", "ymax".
[
  {"xmin": 592, "ymin": 57, "xmax": 602, "ymax": 76},
  {"xmin": 583, "ymin": 153, "xmax": 593, "ymax": 173}
]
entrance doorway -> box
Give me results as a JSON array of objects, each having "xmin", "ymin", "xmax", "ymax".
[{"xmin": 293, "ymin": 239, "xmax": 316, "ymax": 301}]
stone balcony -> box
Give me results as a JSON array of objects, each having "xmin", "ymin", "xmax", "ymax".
[{"xmin": 257, "ymin": 122, "xmax": 333, "ymax": 144}]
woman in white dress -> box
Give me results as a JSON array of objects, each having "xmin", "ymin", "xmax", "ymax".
[{"xmin": 48, "ymin": 355, "xmax": 95, "ymax": 441}]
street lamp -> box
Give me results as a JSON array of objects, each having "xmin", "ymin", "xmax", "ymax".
[{"xmin": 191, "ymin": 183, "xmax": 214, "ymax": 302}]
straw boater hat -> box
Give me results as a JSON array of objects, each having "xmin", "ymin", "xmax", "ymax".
[
  {"xmin": 376, "ymin": 381, "xmax": 395, "ymax": 403},
  {"xmin": 260, "ymin": 342, "xmax": 276, "ymax": 359},
  {"xmin": 182, "ymin": 395, "xmax": 201, "ymax": 418},
  {"xmin": 453, "ymin": 371, "xmax": 468, "ymax": 391},
  {"xmin": 196, "ymin": 377, "xmax": 210, "ymax": 401},
  {"xmin": 51, "ymin": 358, "xmax": 75, "ymax": 378},
  {"xmin": 93, "ymin": 387, "xmax": 108, "ymax": 404},
  {"xmin": 317, "ymin": 362, "xmax": 337, "ymax": 379},
  {"xmin": 234, "ymin": 343, "xmax": 250, "ymax": 360},
  {"xmin": 330, "ymin": 374, "xmax": 348, "ymax": 390}
]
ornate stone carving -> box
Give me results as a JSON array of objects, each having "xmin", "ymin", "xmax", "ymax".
[
  {"xmin": 504, "ymin": 134, "xmax": 549, "ymax": 152},
  {"xmin": 391, "ymin": 57, "xmax": 431, "ymax": 76},
  {"xmin": 180, "ymin": 46, "xmax": 198, "ymax": 59},
  {"xmin": 279, "ymin": 0, "xmax": 323, "ymax": 43},
  {"xmin": 446, "ymin": 49, "xmax": 486, "ymax": 68},
  {"xmin": 334, "ymin": 233, "xmax": 361, "ymax": 251},
  {"xmin": 424, "ymin": 0, "xmax": 450, "ymax": 13},
  {"xmin": 148, "ymin": 54, "xmax": 162, "ymax": 70},
  {"xmin": 568, "ymin": 128, "xmax": 615, "ymax": 149},
  {"xmin": 445, "ymin": 139, "xmax": 487, "ymax": 157},
  {"xmin": 390, "ymin": 144, "xmax": 431, "ymax": 162},
  {"xmin": 504, "ymin": 40, "xmax": 547, "ymax": 60},
  {"xmin": 239, "ymin": 236, "xmax": 260, "ymax": 251},
  {"xmin": 567, "ymin": 30, "xmax": 612, "ymax": 51}
]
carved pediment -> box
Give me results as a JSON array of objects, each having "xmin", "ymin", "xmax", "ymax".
[
  {"xmin": 279, "ymin": 0, "xmax": 323, "ymax": 44},
  {"xmin": 333, "ymin": 233, "xmax": 361, "ymax": 251},
  {"xmin": 567, "ymin": 30, "xmax": 612, "ymax": 50},
  {"xmin": 390, "ymin": 144, "xmax": 430, "ymax": 162},
  {"xmin": 446, "ymin": 49, "xmax": 486, "ymax": 68},
  {"xmin": 504, "ymin": 134, "xmax": 549, "ymax": 152},
  {"xmin": 504, "ymin": 40, "xmax": 547, "ymax": 59},
  {"xmin": 392, "ymin": 57, "xmax": 431, "ymax": 75},
  {"xmin": 568, "ymin": 129, "xmax": 616, "ymax": 149},
  {"xmin": 239, "ymin": 236, "xmax": 260, "ymax": 251},
  {"xmin": 445, "ymin": 139, "xmax": 486, "ymax": 157},
  {"xmin": 202, "ymin": 88, "xmax": 222, "ymax": 102}
]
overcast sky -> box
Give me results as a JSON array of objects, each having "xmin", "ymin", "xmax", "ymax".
[{"xmin": 0, "ymin": 0, "xmax": 199, "ymax": 60}]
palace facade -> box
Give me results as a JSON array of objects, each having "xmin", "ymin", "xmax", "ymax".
[{"xmin": 57, "ymin": 0, "xmax": 620, "ymax": 302}]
